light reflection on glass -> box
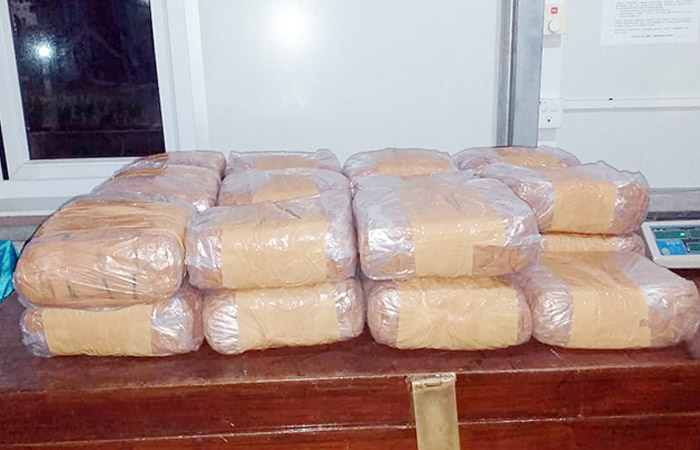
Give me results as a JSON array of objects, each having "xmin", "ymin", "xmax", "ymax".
[
  {"xmin": 271, "ymin": 2, "xmax": 312, "ymax": 49},
  {"xmin": 34, "ymin": 42, "xmax": 53, "ymax": 60}
]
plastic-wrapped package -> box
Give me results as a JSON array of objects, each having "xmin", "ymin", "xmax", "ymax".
[
  {"xmin": 94, "ymin": 165, "xmax": 221, "ymax": 211},
  {"xmin": 354, "ymin": 173, "xmax": 540, "ymax": 280},
  {"xmin": 218, "ymin": 168, "xmax": 350, "ymax": 206},
  {"xmin": 14, "ymin": 197, "xmax": 191, "ymax": 308},
  {"xmin": 453, "ymin": 145, "xmax": 580, "ymax": 173},
  {"xmin": 540, "ymin": 233, "xmax": 646, "ymax": 254},
  {"xmin": 33, "ymin": 195, "xmax": 194, "ymax": 240},
  {"xmin": 366, "ymin": 277, "xmax": 531, "ymax": 350},
  {"xmin": 118, "ymin": 151, "xmax": 226, "ymax": 178},
  {"xmin": 343, "ymin": 147, "xmax": 455, "ymax": 183},
  {"xmin": 204, "ymin": 278, "xmax": 364, "ymax": 354},
  {"xmin": 186, "ymin": 189, "xmax": 356, "ymax": 290},
  {"xmin": 510, "ymin": 252, "xmax": 700, "ymax": 349},
  {"xmin": 20, "ymin": 281, "xmax": 203, "ymax": 357},
  {"xmin": 225, "ymin": 149, "xmax": 341, "ymax": 176},
  {"xmin": 480, "ymin": 161, "xmax": 649, "ymax": 234}
]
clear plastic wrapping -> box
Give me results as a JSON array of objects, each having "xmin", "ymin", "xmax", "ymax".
[
  {"xmin": 343, "ymin": 147, "xmax": 456, "ymax": 183},
  {"xmin": 225, "ymin": 149, "xmax": 341, "ymax": 176},
  {"xmin": 540, "ymin": 233, "xmax": 646, "ymax": 254},
  {"xmin": 509, "ymin": 252, "xmax": 700, "ymax": 349},
  {"xmin": 93, "ymin": 165, "xmax": 221, "ymax": 211},
  {"xmin": 186, "ymin": 189, "xmax": 356, "ymax": 290},
  {"xmin": 366, "ymin": 276, "xmax": 532, "ymax": 350},
  {"xmin": 217, "ymin": 168, "xmax": 350, "ymax": 206},
  {"xmin": 20, "ymin": 281, "xmax": 203, "ymax": 357},
  {"xmin": 480, "ymin": 161, "xmax": 649, "ymax": 234},
  {"xmin": 203, "ymin": 278, "xmax": 364, "ymax": 355},
  {"xmin": 353, "ymin": 173, "xmax": 540, "ymax": 280},
  {"xmin": 14, "ymin": 197, "xmax": 192, "ymax": 308},
  {"xmin": 117, "ymin": 151, "xmax": 226, "ymax": 178},
  {"xmin": 453, "ymin": 145, "xmax": 580, "ymax": 173}
]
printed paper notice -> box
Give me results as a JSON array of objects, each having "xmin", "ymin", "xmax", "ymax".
[{"xmin": 601, "ymin": 0, "xmax": 700, "ymax": 45}]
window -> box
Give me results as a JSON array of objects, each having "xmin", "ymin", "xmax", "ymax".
[
  {"xmin": 0, "ymin": 119, "xmax": 8, "ymax": 179},
  {"xmin": 8, "ymin": 0, "xmax": 164, "ymax": 159}
]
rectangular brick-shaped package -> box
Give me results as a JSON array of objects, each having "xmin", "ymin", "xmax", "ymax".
[
  {"xmin": 366, "ymin": 277, "xmax": 532, "ymax": 350},
  {"xmin": 14, "ymin": 197, "xmax": 192, "ymax": 308},
  {"xmin": 353, "ymin": 173, "xmax": 541, "ymax": 280},
  {"xmin": 186, "ymin": 190, "xmax": 356, "ymax": 290},
  {"xmin": 21, "ymin": 281, "xmax": 203, "ymax": 357},
  {"xmin": 204, "ymin": 279, "xmax": 364, "ymax": 355},
  {"xmin": 481, "ymin": 162, "xmax": 649, "ymax": 235},
  {"xmin": 510, "ymin": 252, "xmax": 700, "ymax": 349}
]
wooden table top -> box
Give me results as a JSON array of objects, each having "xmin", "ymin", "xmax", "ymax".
[
  {"xmin": 2, "ymin": 276, "xmax": 700, "ymax": 449},
  {"xmin": 1, "ymin": 292, "xmax": 699, "ymax": 393}
]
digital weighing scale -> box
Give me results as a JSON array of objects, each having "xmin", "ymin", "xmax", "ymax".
[{"xmin": 642, "ymin": 220, "xmax": 700, "ymax": 268}]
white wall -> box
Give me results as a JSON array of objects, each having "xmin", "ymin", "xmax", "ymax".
[
  {"xmin": 198, "ymin": 0, "xmax": 502, "ymax": 163},
  {"xmin": 540, "ymin": 0, "xmax": 700, "ymax": 188}
]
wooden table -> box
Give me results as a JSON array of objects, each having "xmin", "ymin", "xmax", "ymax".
[{"xmin": 2, "ymin": 291, "xmax": 700, "ymax": 450}]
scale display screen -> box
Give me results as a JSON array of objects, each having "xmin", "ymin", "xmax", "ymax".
[
  {"xmin": 651, "ymin": 225, "xmax": 700, "ymax": 255},
  {"xmin": 643, "ymin": 221, "xmax": 700, "ymax": 267},
  {"xmin": 654, "ymin": 230, "xmax": 687, "ymax": 240}
]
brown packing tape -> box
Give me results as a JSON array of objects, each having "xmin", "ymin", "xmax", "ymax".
[
  {"xmin": 495, "ymin": 147, "xmax": 560, "ymax": 167},
  {"xmin": 543, "ymin": 253, "xmax": 651, "ymax": 348},
  {"xmin": 251, "ymin": 173, "xmax": 319, "ymax": 203},
  {"xmin": 398, "ymin": 184, "xmax": 506, "ymax": 277},
  {"xmin": 541, "ymin": 233, "xmax": 643, "ymax": 253},
  {"xmin": 42, "ymin": 304, "xmax": 154, "ymax": 356},
  {"xmin": 396, "ymin": 278, "xmax": 519, "ymax": 349},
  {"xmin": 253, "ymin": 154, "xmax": 322, "ymax": 170},
  {"xmin": 374, "ymin": 156, "xmax": 453, "ymax": 177},
  {"xmin": 237, "ymin": 283, "xmax": 341, "ymax": 351},
  {"xmin": 540, "ymin": 168, "xmax": 617, "ymax": 233},
  {"xmin": 220, "ymin": 214, "xmax": 328, "ymax": 289}
]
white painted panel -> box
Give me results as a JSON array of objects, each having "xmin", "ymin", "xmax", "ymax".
[
  {"xmin": 560, "ymin": 0, "xmax": 700, "ymax": 100},
  {"xmin": 198, "ymin": 0, "xmax": 500, "ymax": 162},
  {"xmin": 556, "ymin": 109, "xmax": 700, "ymax": 188}
]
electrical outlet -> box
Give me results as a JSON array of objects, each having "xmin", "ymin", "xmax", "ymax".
[{"xmin": 539, "ymin": 99, "xmax": 563, "ymax": 129}]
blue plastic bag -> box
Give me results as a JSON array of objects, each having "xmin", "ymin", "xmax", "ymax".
[{"xmin": 0, "ymin": 240, "xmax": 18, "ymax": 302}]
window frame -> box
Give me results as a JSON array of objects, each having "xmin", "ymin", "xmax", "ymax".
[{"xmin": 0, "ymin": 0, "xmax": 210, "ymax": 201}]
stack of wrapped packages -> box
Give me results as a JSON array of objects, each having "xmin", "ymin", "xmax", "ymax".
[
  {"xmin": 457, "ymin": 145, "xmax": 700, "ymax": 349},
  {"xmin": 349, "ymin": 148, "xmax": 542, "ymax": 350},
  {"xmin": 188, "ymin": 150, "xmax": 364, "ymax": 355},
  {"xmin": 13, "ymin": 151, "xmax": 226, "ymax": 357}
]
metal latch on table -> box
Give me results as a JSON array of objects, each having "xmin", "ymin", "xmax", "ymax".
[{"xmin": 410, "ymin": 373, "xmax": 460, "ymax": 450}]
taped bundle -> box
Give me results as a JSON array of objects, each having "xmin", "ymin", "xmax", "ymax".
[
  {"xmin": 454, "ymin": 145, "xmax": 580, "ymax": 173},
  {"xmin": 366, "ymin": 276, "xmax": 532, "ymax": 350},
  {"xmin": 510, "ymin": 252, "xmax": 700, "ymax": 349},
  {"xmin": 480, "ymin": 161, "xmax": 649, "ymax": 235},
  {"xmin": 204, "ymin": 279, "xmax": 364, "ymax": 354},
  {"xmin": 186, "ymin": 189, "xmax": 356, "ymax": 290},
  {"xmin": 14, "ymin": 197, "xmax": 192, "ymax": 308},
  {"xmin": 225, "ymin": 149, "xmax": 341, "ymax": 176},
  {"xmin": 21, "ymin": 281, "xmax": 203, "ymax": 357},
  {"xmin": 353, "ymin": 173, "xmax": 540, "ymax": 280},
  {"xmin": 218, "ymin": 168, "xmax": 350, "ymax": 206},
  {"xmin": 93, "ymin": 165, "xmax": 221, "ymax": 212},
  {"xmin": 540, "ymin": 232, "xmax": 646, "ymax": 254},
  {"xmin": 117, "ymin": 150, "xmax": 226, "ymax": 178},
  {"xmin": 343, "ymin": 147, "xmax": 455, "ymax": 184}
]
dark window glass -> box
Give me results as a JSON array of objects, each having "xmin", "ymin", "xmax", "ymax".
[
  {"xmin": 0, "ymin": 120, "xmax": 8, "ymax": 179},
  {"xmin": 8, "ymin": 0, "xmax": 164, "ymax": 159}
]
